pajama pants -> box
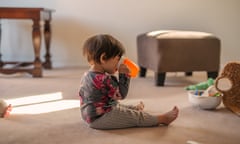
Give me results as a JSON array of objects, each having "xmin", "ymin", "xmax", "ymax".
[{"xmin": 88, "ymin": 103, "xmax": 159, "ymax": 130}]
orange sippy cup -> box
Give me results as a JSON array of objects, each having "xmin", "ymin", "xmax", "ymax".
[{"xmin": 118, "ymin": 56, "xmax": 139, "ymax": 78}]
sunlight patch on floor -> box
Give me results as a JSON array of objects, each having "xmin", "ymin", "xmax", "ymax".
[
  {"xmin": 11, "ymin": 100, "xmax": 80, "ymax": 114},
  {"xmin": 5, "ymin": 92, "xmax": 80, "ymax": 114}
]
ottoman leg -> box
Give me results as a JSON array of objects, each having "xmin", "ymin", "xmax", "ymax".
[
  {"xmin": 185, "ymin": 72, "xmax": 193, "ymax": 76},
  {"xmin": 155, "ymin": 72, "xmax": 166, "ymax": 86},
  {"xmin": 139, "ymin": 66, "xmax": 147, "ymax": 77},
  {"xmin": 207, "ymin": 71, "xmax": 218, "ymax": 79}
]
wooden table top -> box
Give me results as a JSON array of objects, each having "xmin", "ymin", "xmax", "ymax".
[{"xmin": 0, "ymin": 7, "xmax": 55, "ymax": 20}]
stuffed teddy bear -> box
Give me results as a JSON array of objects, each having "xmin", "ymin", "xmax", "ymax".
[{"xmin": 215, "ymin": 61, "xmax": 240, "ymax": 116}]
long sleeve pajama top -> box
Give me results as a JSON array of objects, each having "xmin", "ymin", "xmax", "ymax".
[{"xmin": 79, "ymin": 71, "xmax": 130, "ymax": 123}]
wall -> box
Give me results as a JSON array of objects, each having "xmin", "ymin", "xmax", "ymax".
[{"xmin": 0, "ymin": 0, "xmax": 240, "ymax": 68}]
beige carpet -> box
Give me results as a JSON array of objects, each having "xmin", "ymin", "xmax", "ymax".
[{"xmin": 0, "ymin": 67, "xmax": 239, "ymax": 144}]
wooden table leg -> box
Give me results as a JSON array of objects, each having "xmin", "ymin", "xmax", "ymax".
[
  {"xmin": 43, "ymin": 20, "xmax": 52, "ymax": 69},
  {"xmin": 32, "ymin": 20, "xmax": 42, "ymax": 77},
  {"xmin": 0, "ymin": 20, "xmax": 3, "ymax": 68}
]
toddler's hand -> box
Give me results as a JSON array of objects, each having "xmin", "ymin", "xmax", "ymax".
[{"xmin": 118, "ymin": 64, "xmax": 130, "ymax": 75}]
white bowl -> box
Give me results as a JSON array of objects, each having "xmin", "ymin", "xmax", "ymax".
[{"xmin": 188, "ymin": 90, "xmax": 222, "ymax": 110}]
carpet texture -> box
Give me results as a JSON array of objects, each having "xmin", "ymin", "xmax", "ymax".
[{"xmin": 0, "ymin": 67, "xmax": 239, "ymax": 144}]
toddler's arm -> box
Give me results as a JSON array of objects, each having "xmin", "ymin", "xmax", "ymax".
[{"xmin": 118, "ymin": 64, "xmax": 131, "ymax": 99}]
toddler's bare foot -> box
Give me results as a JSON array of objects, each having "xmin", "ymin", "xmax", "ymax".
[
  {"xmin": 135, "ymin": 101, "xmax": 144, "ymax": 111},
  {"xmin": 158, "ymin": 106, "xmax": 179, "ymax": 125}
]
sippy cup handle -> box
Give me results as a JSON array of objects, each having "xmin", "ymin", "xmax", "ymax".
[{"xmin": 118, "ymin": 56, "xmax": 139, "ymax": 78}]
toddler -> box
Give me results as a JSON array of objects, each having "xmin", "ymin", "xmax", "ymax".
[{"xmin": 79, "ymin": 34, "xmax": 179, "ymax": 129}]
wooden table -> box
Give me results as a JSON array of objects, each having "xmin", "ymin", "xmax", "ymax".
[{"xmin": 0, "ymin": 7, "xmax": 55, "ymax": 77}]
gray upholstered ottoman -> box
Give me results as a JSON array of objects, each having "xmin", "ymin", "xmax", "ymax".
[{"xmin": 137, "ymin": 30, "xmax": 221, "ymax": 86}]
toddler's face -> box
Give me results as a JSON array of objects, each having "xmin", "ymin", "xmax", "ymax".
[{"xmin": 102, "ymin": 56, "xmax": 121, "ymax": 74}]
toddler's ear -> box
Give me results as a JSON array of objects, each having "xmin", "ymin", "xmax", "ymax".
[{"xmin": 100, "ymin": 53, "xmax": 107, "ymax": 64}]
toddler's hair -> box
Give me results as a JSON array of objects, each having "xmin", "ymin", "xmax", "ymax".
[{"xmin": 83, "ymin": 34, "xmax": 125, "ymax": 64}]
